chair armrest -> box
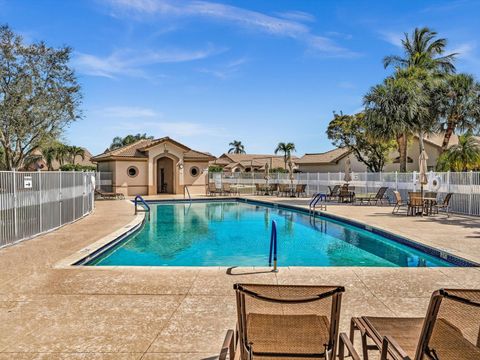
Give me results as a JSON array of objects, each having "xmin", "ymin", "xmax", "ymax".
[
  {"xmin": 338, "ymin": 332, "xmax": 361, "ymax": 360},
  {"xmin": 380, "ymin": 335, "xmax": 410, "ymax": 360},
  {"xmin": 219, "ymin": 329, "xmax": 235, "ymax": 360}
]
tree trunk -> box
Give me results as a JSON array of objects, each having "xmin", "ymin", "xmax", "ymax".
[
  {"xmin": 441, "ymin": 116, "xmax": 456, "ymax": 152},
  {"xmin": 397, "ymin": 133, "xmax": 408, "ymax": 172}
]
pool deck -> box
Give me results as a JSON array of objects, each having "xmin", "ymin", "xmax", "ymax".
[{"xmin": 0, "ymin": 196, "xmax": 479, "ymax": 359}]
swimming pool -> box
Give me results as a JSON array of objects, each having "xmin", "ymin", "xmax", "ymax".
[{"xmin": 83, "ymin": 200, "xmax": 469, "ymax": 267}]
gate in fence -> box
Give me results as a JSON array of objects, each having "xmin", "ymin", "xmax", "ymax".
[{"xmin": 0, "ymin": 171, "xmax": 96, "ymax": 248}]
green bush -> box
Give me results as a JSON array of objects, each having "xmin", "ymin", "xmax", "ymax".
[
  {"xmin": 59, "ymin": 163, "xmax": 96, "ymax": 172},
  {"xmin": 208, "ymin": 165, "xmax": 224, "ymax": 173}
]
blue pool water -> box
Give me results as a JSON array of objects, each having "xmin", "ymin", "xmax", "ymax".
[{"xmin": 88, "ymin": 201, "xmax": 453, "ymax": 267}]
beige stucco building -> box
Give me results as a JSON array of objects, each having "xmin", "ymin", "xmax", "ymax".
[
  {"xmin": 296, "ymin": 133, "xmax": 462, "ymax": 173},
  {"xmin": 92, "ymin": 137, "xmax": 215, "ymax": 196},
  {"xmin": 210, "ymin": 153, "xmax": 298, "ymax": 172}
]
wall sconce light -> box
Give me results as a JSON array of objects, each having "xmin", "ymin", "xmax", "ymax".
[{"xmin": 178, "ymin": 162, "xmax": 184, "ymax": 170}]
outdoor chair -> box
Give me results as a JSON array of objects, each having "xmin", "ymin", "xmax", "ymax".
[
  {"xmin": 338, "ymin": 185, "xmax": 355, "ymax": 203},
  {"xmin": 207, "ymin": 183, "xmax": 222, "ymax": 196},
  {"xmin": 278, "ymin": 184, "xmax": 291, "ymax": 197},
  {"xmin": 294, "ymin": 184, "xmax": 307, "ymax": 197},
  {"xmin": 326, "ymin": 185, "xmax": 340, "ymax": 201},
  {"xmin": 392, "ymin": 191, "xmax": 408, "ymax": 214},
  {"xmin": 407, "ymin": 191, "xmax": 423, "ymax": 216},
  {"xmin": 341, "ymin": 288, "xmax": 480, "ymax": 360},
  {"xmin": 434, "ymin": 192, "xmax": 453, "ymax": 217},
  {"xmin": 94, "ymin": 188, "xmax": 125, "ymax": 200},
  {"xmin": 220, "ymin": 283, "xmax": 345, "ymax": 360},
  {"xmin": 355, "ymin": 187, "xmax": 388, "ymax": 205},
  {"xmin": 222, "ymin": 183, "xmax": 238, "ymax": 196}
]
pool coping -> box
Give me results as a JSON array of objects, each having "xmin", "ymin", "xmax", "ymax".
[{"xmin": 55, "ymin": 197, "xmax": 480, "ymax": 268}]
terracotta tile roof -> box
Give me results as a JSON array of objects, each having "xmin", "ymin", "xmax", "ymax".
[
  {"xmin": 91, "ymin": 137, "xmax": 215, "ymax": 161},
  {"xmin": 295, "ymin": 148, "xmax": 351, "ymax": 164},
  {"xmin": 222, "ymin": 153, "xmax": 297, "ymax": 162}
]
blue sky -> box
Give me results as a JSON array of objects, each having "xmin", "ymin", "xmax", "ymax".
[{"xmin": 2, "ymin": 0, "xmax": 480, "ymax": 156}]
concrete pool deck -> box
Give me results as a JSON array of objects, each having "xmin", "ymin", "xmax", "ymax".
[{"xmin": 0, "ymin": 197, "xmax": 479, "ymax": 359}]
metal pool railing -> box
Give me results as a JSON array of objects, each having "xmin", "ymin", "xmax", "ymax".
[
  {"xmin": 268, "ymin": 220, "xmax": 278, "ymax": 272},
  {"xmin": 0, "ymin": 170, "xmax": 95, "ymax": 248},
  {"xmin": 134, "ymin": 195, "xmax": 151, "ymax": 220}
]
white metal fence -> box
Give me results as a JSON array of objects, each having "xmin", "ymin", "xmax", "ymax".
[
  {"xmin": 95, "ymin": 171, "xmax": 113, "ymax": 192},
  {"xmin": 209, "ymin": 171, "xmax": 480, "ymax": 216},
  {"xmin": 0, "ymin": 171, "xmax": 96, "ymax": 248}
]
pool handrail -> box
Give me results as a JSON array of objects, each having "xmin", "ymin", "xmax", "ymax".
[
  {"xmin": 184, "ymin": 185, "xmax": 192, "ymax": 202},
  {"xmin": 309, "ymin": 193, "xmax": 327, "ymax": 214},
  {"xmin": 134, "ymin": 195, "xmax": 151, "ymax": 220},
  {"xmin": 268, "ymin": 220, "xmax": 278, "ymax": 272}
]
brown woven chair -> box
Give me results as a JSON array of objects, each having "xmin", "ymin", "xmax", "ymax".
[
  {"xmin": 407, "ymin": 191, "xmax": 423, "ymax": 216},
  {"xmin": 342, "ymin": 289, "xmax": 480, "ymax": 360},
  {"xmin": 208, "ymin": 183, "xmax": 222, "ymax": 196},
  {"xmin": 327, "ymin": 185, "xmax": 340, "ymax": 201},
  {"xmin": 294, "ymin": 184, "xmax": 307, "ymax": 197},
  {"xmin": 392, "ymin": 191, "xmax": 408, "ymax": 214},
  {"xmin": 94, "ymin": 188, "xmax": 125, "ymax": 200},
  {"xmin": 223, "ymin": 183, "xmax": 238, "ymax": 196},
  {"xmin": 355, "ymin": 187, "xmax": 389, "ymax": 205},
  {"xmin": 220, "ymin": 284, "xmax": 345, "ymax": 360},
  {"xmin": 434, "ymin": 192, "xmax": 453, "ymax": 217}
]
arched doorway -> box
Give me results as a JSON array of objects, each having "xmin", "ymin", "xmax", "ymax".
[{"xmin": 157, "ymin": 157, "xmax": 175, "ymax": 193}]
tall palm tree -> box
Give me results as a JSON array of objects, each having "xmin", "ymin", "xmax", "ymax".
[
  {"xmin": 228, "ymin": 140, "xmax": 245, "ymax": 154},
  {"xmin": 364, "ymin": 72, "xmax": 429, "ymax": 172},
  {"xmin": 41, "ymin": 146, "xmax": 58, "ymax": 171},
  {"xmin": 68, "ymin": 146, "xmax": 85, "ymax": 164},
  {"xmin": 55, "ymin": 144, "xmax": 71, "ymax": 166},
  {"xmin": 437, "ymin": 73, "xmax": 480, "ymax": 151},
  {"xmin": 437, "ymin": 132, "xmax": 480, "ymax": 171},
  {"xmin": 383, "ymin": 27, "xmax": 457, "ymax": 73},
  {"xmin": 275, "ymin": 142, "xmax": 296, "ymax": 169}
]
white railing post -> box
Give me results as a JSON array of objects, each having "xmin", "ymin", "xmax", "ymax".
[
  {"xmin": 395, "ymin": 171, "xmax": 398, "ymax": 191},
  {"xmin": 413, "ymin": 171, "xmax": 417, "ymax": 192},
  {"xmin": 59, "ymin": 171, "xmax": 62, "ymax": 226},
  {"xmin": 469, "ymin": 170, "xmax": 473, "ymax": 215},
  {"xmin": 38, "ymin": 171, "xmax": 42, "ymax": 233},
  {"xmin": 447, "ymin": 171, "xmax": 450, "ymax": 193},
  {"xmin": 12, "ymin": 169, "xmax": 18, "ymax": 239},
  {"xmin": 72, "ymin": 170, "xmax": 75, "ymax": 221}
]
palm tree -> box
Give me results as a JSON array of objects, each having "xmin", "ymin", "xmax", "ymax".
[
  {"xmin": 68, "ymin": 146, "xmax": 85, "ymax": 164},
  {"xmin": 383, "ymin": 27, "xmax": 457, "ymax": 73},
  {"xmin": 437, "ymin": 132, "xmax": 480, "ymax": 171},
  {"xmin": 109, "ymin": 133, "xmax": 153, "ymax": 150},
  {"xmin": 41, "ymin": 146, "xmax": 58, "ymax": 171},
  {"xmin": 437, "ymin": 73, "xmax": 480, "ymax": 151},
  {"xmin": 275, "ymin": 142, "xmax": 296, "ymax": 169},
  {"xmin": 55, "ymin": 144, "xmax": 71, "ymax": 166},
  {"xmin": 228, "ymin": 140, "xmax": 245, "ymax": 154},
  {"xmin": 364, "ymin": 72, "xmax": 429, "ymax": 172}
]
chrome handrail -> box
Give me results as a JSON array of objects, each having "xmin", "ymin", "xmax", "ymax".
[
  {"xmin": 134, "ymin": 195, "xmax": 150, "ymax": 220},
  {"xmin": 309, "ymin": 193, "xmax": 327, "ymax": 214},
  {"xmin": 268, "ymin": 220, "xmax": 278, "ymax": 272},
  {"xmin": 184, "ymin": 185, "xmax": 192, "ymax": 202}
]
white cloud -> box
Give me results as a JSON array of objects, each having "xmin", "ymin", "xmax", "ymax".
[
  {"xmin": 450, "ymin": 42, "xmax": 476, "ymax": 58},
  {"xmin": 198, "ymin": 57, "xmax": 248, "ymax": 79},
  {"xmin": 276, "ymin": 10, "xmax": 315, "ymax": 23},
  {"xmin": 100, "ymin": 106, "xmax": 158, "ymax": 118},
  {"xmin": 103, "ymin": 0, "xmax": 357, "ymax": 57},
  {"xmin": 73, "ymin": 46, "xmax": 223, "ymax": 78},
  {"xmin": 379, "ymin": 31, "xmax": 404, "ymax": 48}
]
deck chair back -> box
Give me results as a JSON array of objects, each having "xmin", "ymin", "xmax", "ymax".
[{"xmin": 234, "ymin": 283, "xmax": 345, "ymax": 360}]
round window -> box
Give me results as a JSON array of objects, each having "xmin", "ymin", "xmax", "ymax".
[
  {"xmin": 127, "ymin": 166, "xmax": 138, "ymax": 177},
  {"xmin": 190, "ymin": 166, "xmax": 200, "ymax": 177}
]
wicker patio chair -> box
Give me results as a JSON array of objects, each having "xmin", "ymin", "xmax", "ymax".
[
  {"xmin": 342, "ymin": 289, "xmax": 480, "ymax": 360},
  {"xmin": 392, "ymin": 191, "xmax": 408, "ymax": 214},
  {"xmin": 94, "ymin": 188, "xmax": 125, "ymax": 200},
  {"xmin": 407, "ymin": 191, "xmax": 423, "ymax": 216},
  {"xmin": 208, "ymin": 183, "xmax": 222, "ymax": 196},
  {"xmin": 220, "ymin": 284, "xmax": 345, "ymax": 360},
  {"xmin": 278, "ymin": 184, "xmax": 291, "ymax": 197},
  {"xmin": 338, "ymin": 185, "xmax": 355, "ymax": 203},
  {"xmin": 326, "ymin": 185, "xmax": 340, "ymax": 201},
  {"xmin": 434, "ymin": 192, "xmax": 453, "ymax": 217},
  {"xmin": 223, "ymin": 183, "xmax": 237, "ymax": 196},
  {"xmin": 294, "ymin": 184, "xmax": 307, "ymax": 197},
  {"xmin": 355, "ymin": 187, "xmax": 388, "ymax": 205}
]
